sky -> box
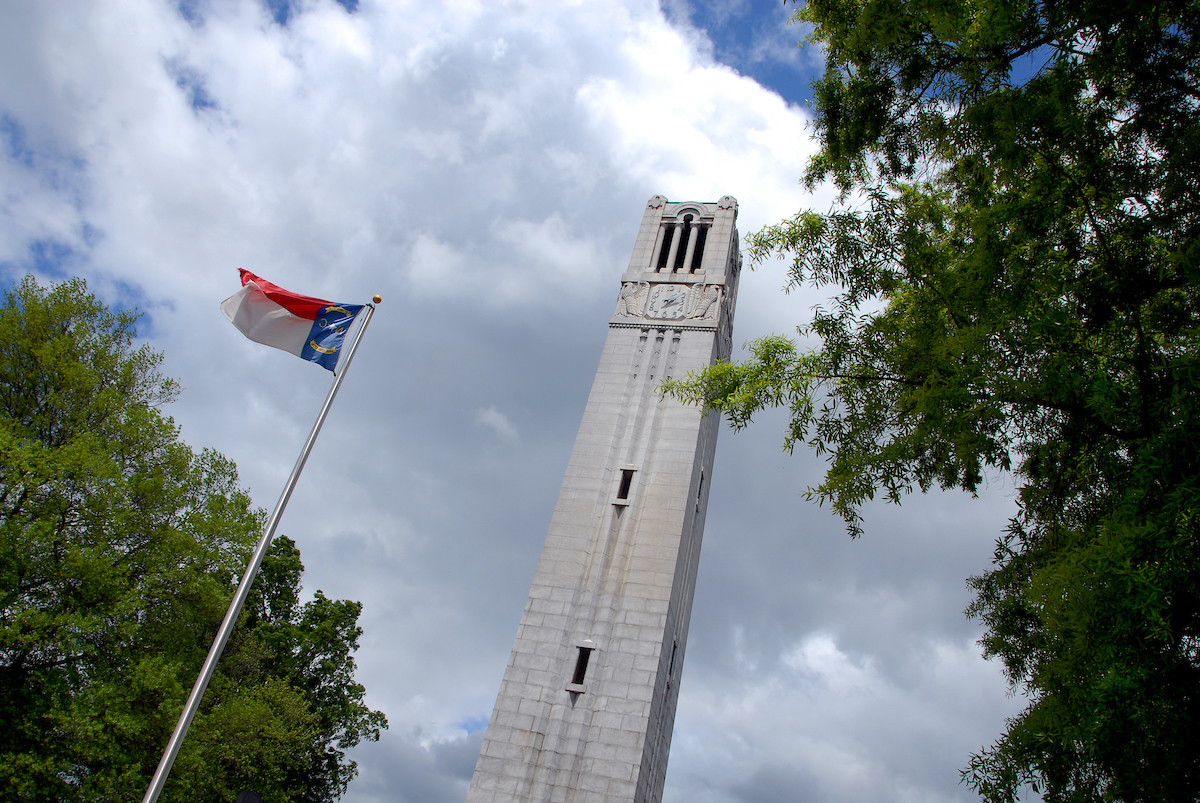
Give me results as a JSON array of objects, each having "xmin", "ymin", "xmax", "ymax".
[{"xmin": 0, "ymin": 2, "xmax": 1027, "ymax": 802}]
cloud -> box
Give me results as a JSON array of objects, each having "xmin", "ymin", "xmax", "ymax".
[
  {"xmin": 407, "ymin": 233, "xmax": 470, "ymax": 299},
  {"xmin": 409, "ymin": 215, "xmax": 609, "ymax": 307},
  {"xmin": 473, "ymin": 405, "xmax": 520, "ymax": 444},
  {"xmin": 577, "ymin": 21, "xmax": 814, "ymax": 217},
  {"xmin": 342, "ymin": 730, "xmax": 484, "ymax": 803},
  {"xmin": 669, "ymin": 632, "xmax": 1017, "ymax": 803}
]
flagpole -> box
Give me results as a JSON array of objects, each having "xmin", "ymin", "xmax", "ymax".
[{"xmin": 142, "ymin": 298, "xmax": 380, "ymax": 803}]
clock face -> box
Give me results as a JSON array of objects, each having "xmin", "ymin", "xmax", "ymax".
[{"xmin": 647, "ymin": 284, "xmax": 688, "ymax": 319}]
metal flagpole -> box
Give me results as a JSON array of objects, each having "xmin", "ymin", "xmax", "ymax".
[{"xmin": 142, "ymin": 298, "xmax": 380, "ymax": 803}]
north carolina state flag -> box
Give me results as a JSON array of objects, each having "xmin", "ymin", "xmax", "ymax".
[{"xmin": 221, "ymin": 269, "xmax": 363, "ymax": 372}]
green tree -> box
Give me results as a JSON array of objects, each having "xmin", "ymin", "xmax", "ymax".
[
  {"xmin": 665, "ymin": 1, "xmax": 1200, "ymax": 800},
  {"xmin": 0, "ymin": 276, "xmax": 385, "ymax": 802}
]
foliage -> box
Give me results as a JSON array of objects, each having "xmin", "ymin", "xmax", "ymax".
[
  {"xmin": 664, "ymin": 0, "xmax": 1200, "ymax": 800},
  {"xmin": 0, "ymin": 276, "xmax": 385, "ymax": 802}
]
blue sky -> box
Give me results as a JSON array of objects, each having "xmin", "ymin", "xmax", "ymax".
[
  {"xmin": 665, "ymin": 0, "xmax": 823, "ymax": 108},
  {"xmin": 0, "ymin": 3, "xmax": 1023, "ymax": 802}
]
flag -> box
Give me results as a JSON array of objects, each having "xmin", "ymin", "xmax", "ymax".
[{"xmin": 221, "ymin": 269, "xmax": 364, "ymax": 372}]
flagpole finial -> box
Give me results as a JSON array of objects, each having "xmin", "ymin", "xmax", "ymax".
[{"xmin": 373, "ymin": 294, "xmax": 382, "ymax": 304}]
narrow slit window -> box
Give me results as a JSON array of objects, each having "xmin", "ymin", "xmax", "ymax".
[
  {"xmin": 617, "ymin": 469, "xmax": 634, "ymax": 500},
  {"xmin": 655, "ymin": 225, "xmax": 675, "ymax": 270},
  {"xmin": 571, "ymin": 647, "xmax": 593, "ymax": 685},
  {"xmin": 689, "ymin": 226, "xmax": 708, "ymax": 272}
]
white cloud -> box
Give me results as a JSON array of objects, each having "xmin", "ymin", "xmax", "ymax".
[
  {"xmin": 577, "ymin": 17, "xmax": 815, "ymax": 222},
  {"xmin": 407, "ymin": 233, "xmax": 470, "ymax": 298},
  {"xmin": 668, "ymin": 633, "xmax": 1018, "ymax": 803},
  {"xmin": 408, "ymin": 215, "xmax": 609, "ymax": 307}
]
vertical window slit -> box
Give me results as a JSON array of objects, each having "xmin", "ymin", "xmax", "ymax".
[
  {"xmin": 617, "ymin": 469, "xmax": 634, "ymax": 500},
  {"xmin": 572, "ymin": 647, "xmax": 593, "ymax": 685}
]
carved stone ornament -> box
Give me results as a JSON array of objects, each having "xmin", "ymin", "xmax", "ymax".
[
  {"xmin": 717, "ymin": 195, "xmax": 737, "ymax": 210},
  {"xmin": 615, "ymin": 281, "xmax": 649, "ymax": 317},
  {"xmin": 647, "ymin": 195, "xmax": 667, "ymax": 208},
  {"xmin": 686, "ymin": 284, "xmax": 721, "ymax": 320}
]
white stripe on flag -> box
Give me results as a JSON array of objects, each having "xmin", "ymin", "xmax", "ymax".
[{"xmin": 220, "ymin": 282, "xmax": 310, "ymax": 357}]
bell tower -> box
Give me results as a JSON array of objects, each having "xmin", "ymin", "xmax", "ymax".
[{"xmin": 467, "ymin": 195, "xmax": 741, "ymax": 803}]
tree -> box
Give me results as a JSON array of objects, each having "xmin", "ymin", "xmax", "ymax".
[
  {"xmin": 0, "ymin": 276, "xmax": 386, "ymax": 802},
  {"xmin": 664, "ymin": 1, "xmax": 1200, "ymax": 800}
]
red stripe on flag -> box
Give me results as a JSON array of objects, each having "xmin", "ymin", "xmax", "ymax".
[{"xmin": 238, "ymin": 268, "xmax": 333, "ymax": 321}]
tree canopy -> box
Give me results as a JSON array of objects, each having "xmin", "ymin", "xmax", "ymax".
[
  {"xmin": 0, "ymin": 276, "xmax": 386, "ymax": 802},
  {"xmin": 665, "ymin": 0, "xmax": 1200, "ymax": 800}
]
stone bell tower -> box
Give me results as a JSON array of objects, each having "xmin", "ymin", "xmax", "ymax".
[{"xmin": 466, "ymin": 195, "xmax": 741, "ymax": 803}]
